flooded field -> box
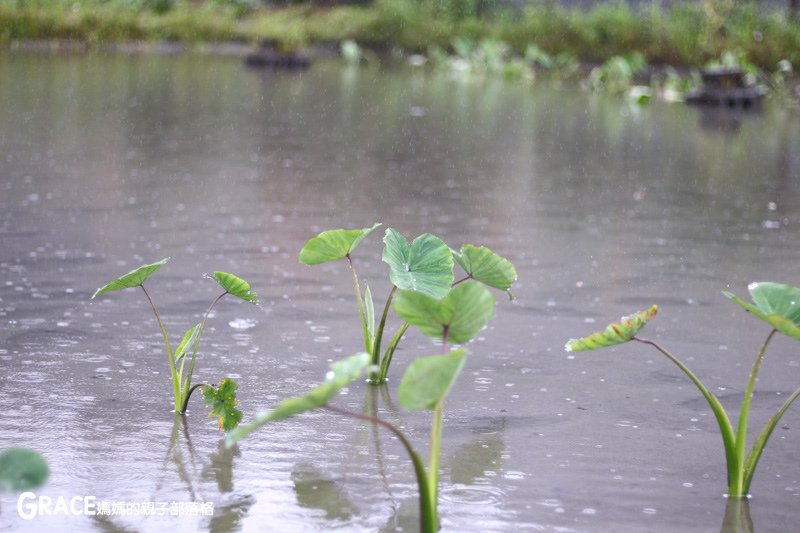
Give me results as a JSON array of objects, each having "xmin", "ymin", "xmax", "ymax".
[{"xmin": 1, "ymin": 51, "xmax": 800, "ymax": 532}]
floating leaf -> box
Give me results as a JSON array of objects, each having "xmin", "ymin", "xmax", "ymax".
[
  {"xmin": 92, "ymin": 258, "xmax": 169, "ymax": 299},
  {"xmin": 725, "ymin": 282, "xmax": 800, "ymax": 342},
  {"xmin": 226, "ymin": 353, "xmax": 370, "ymax": 445},
  {"xmin": 212, "ymin": 272, "xmax": 259, "ymax": 305},
  {"xmin": 565, "ymin": 305, "xmax": 658, "ymax": 351},
  {"xmin": 0, "ymin": 448, "xmax": 49, "ymax": 492},
  {"xmin": 453, "ymin": 245, "xmax": 517, "ymax": 295},
  {"xmin": 203, "ymin": 378, "xmax": 243, "ymax": 432},
  {"xmin": 398, "ymin": 349, "xmax": 467, "ymax": 411},
  {"xmin": 299, "ymin": 223, "xmax": 381, "ymax": 265},
  {"xmin": 382, "ymin": 229, "xmax": 454, "ymax": 299},
  {"xmin": 394, "ymin": 281, "xmax": 496, "ymax": 344},
  {"xmin": 174, "ymin": 323, "xmax": 201, "ymax": 363}
]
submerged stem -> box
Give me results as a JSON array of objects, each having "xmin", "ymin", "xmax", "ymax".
[
  {"xmin": 370, "ymin": 286, "xmax": 397, "ymax": 383},
  {"xmin": 324, "ymin": 404, "xmax": 437, "ymax": 532},
  {"xmin": 141, "ymin": 284, "xmax": 181, "ymax": 412},
  {"xmin": 348, "ymin": 254, "xmax": 372, "ymax": 355}
]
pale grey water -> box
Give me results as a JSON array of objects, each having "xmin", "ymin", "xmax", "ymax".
[{"xmin": 1, "ymin": 52, "xmax": 799, "ymax": 532}]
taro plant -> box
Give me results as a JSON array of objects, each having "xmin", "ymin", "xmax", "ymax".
[
  {"xmin": 91, "ymin": 258, "xmax": 257, "ymax": 425},
  {"xmin": 566, "ymin": 281, "xmax": 800, "ymax": 498},
  {"xmin": 299, "ymin": 224, "xmax": 515, "ymax": 383},
  {"xmin": 227, "ymin": 278, "xmax": 496, "ymax": 531},
  {"xmin": 0, "ymin": 447, "xmax": 49, "ymax": 493}
]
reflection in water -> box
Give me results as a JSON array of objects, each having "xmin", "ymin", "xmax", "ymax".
[
  {"xmin": 292, "ymin": 462, "xmax": 357, "ymax": 521},
  {"xmin": 448, "ymin": 418, "xmax": 506, "ymax": 485},
  {"xmin": 719, "ymin": 498, "xmax": 753, "ymax": 533}
]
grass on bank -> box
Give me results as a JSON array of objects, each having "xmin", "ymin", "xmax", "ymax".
[{"xmin": 1, "ymin": 0, "xmax": 799, "ymax": 69}]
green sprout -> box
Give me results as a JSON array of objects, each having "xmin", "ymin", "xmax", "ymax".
[
  {"xmin": 92, "ymin": 258, "xmax": 258, "ymax": 424},
  {"xmin": 566, "ymin": 282, "xmax": 800, "ymax": 498},
  {"xmin": 299, "ymin": 224, "xmax": 516, "ymax": 383}
]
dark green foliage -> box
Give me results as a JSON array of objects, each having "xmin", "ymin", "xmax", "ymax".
[{"xmin": 203, "ymin": 378, "xmax": 243, "ymax": 431}]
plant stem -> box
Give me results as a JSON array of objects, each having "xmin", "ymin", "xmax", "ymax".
[
  {"xmin": 180, "ymin": 383, "xmax": 209, "ymax": 414},
  {"xmin": 428, "ymin": 398, "xmax": 444, "ymax": 521},
  {"xmin": 452, "ymin": 275, "xmax": 471, "ymax": 287},
  {"xmin": 141, "ymin": 284, "xmax": 181, "ymax": 412},
  {"xmin": 379, "ymin": 322, "xmax": 410, "ymax": 382},
  {"xmin": 324, "ymin": 404, "xmax": 437, "ymax": 532},
  {"xmin": 370, "ymin": 286, "xmax": 397, "ymax": 383},
  {"xmin": 180, "ymin": 291, "xmax": 227, "ymax": 407},
  {"xmin": 633, "ymin": 337, "xmax": 737, "ymax": 492},
  {"xmin": 730, "ymin": 329, "xmax": 777, "ymax": 497},
  {"xmin": 348, "ymin": 254, "xmax": 372, "ymax": 355}
]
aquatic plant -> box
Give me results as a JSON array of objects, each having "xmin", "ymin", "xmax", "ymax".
[
  {"xmin": 566, "ymin": 282, "xmax": 800, "ymax": 498},
  {"xmin": 227, "ymin": 279, "xmax": 495, "ymax": 531},
  {"xmin": 299, "ymin": 224, "xmax": 515, "ymax": 383},
  {"xmin": 92, "ymin": 258, "xmax": 257, "ymax": 423},
  {"xmin": 0, "ymin": 448, "xmax": 49, "ymax": 492}
]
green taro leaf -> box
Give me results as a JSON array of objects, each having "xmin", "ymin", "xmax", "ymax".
[
  {"xmin": 453, "ymin": 245, "xmax": 517, "ymax": 296},
  {"xmin": 212, "ymin": 272, "xmax": 259, "ymax": 305},
  {"xmin": 565, "ymin": 305, "xmax": 658, "ymax": 351},
  {"xmin": 92, "ymin": 258, "xmax": 169, "ymax": 299},
  {"xmin": 398, "ymin": 348, "xmax": 467, "ymax": 411},
  {"xmin": 382, "ymin": 228, "xmax": 454, "ymax": 299},
  {"xmin": 203, "ymin": 378, "xmax": 243, "ymax": 432},
  {"xmin": 0, "ymin": 448, "xmax": 49, "ymax": 492},
  {"xmin": 724, "ymin": 282, "xmax": 800, "ymax": 341},
  {"xmin": 394, "ymin": 281, "xmax": 496, "ymax": 344},
  {"xmin": 299, "ymin": 223, "xmax": 381, "ymax": 265},
  {"xmin": 226, "ymin": 353, "xmax": 370, "ymax": 446},
  {"xmin": 174, "ymin": 323, "xmax": 201, "ymax": 363}
]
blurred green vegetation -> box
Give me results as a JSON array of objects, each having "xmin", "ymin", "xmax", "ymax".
[{"xmin": 1, "ymin": 0, "xmax": 799, "ymax": 69}]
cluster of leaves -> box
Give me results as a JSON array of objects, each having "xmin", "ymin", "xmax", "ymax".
[{"xmin": 203, "ymin": 378, "xmax": 244, "ymax": 431}]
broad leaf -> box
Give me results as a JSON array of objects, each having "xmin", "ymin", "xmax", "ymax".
[
  {"xmin": 398, "ymin": 348, "xmax": 467, "ymax": 411},
  {"xmin": 725, "ymin": 282, "xmax": 800, "ymax": 342},
  {"xmin": 0, "ymin": 448, "xmax": 49, "ymax": 492},
  {"xmin": 382, "ymin": 229, "xmax": 454, "ymax": 299},
  {"xmin": 565, "ymin": 305, "xmax": 658, "ymax": 351},
  {"xmin": 394, "ymin": 281, "xmax": 496, "ymax": 344},
  {"xmin": 203, "ymin": 378, "xmax": 243, "ymax": 432},
  {"xmin": 92, "ymin": 258, "xmax": 169, "ymax": 299},
  {"xmin": 174, "ymin": 323, "xmax": 201, "ymax": 363},
  {"xmin": 226, "ymin": 353, "xmax": 370, "ymax": 445},
  {"xmin": 453, "ymin": 245, "xmax": 517, "ymax": 296},
  {"xmin": 299, "ymin": 223, "xmax": 381, "ymax": 265},
  {"xmin": 212, "ymin": 272, "xmax": 259, "ymax": 305}
]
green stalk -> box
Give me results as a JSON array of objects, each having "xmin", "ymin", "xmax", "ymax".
[
  {"xmin": 370, "ymin": 285, "xmax": 397, "ymax": 383},
  {"xmin": 141, "ymin": 284, "xmax": 181, "ymax": 412},
  {"xmin": 179, "ymin": 291, "xmax": 227, "ymax": 411},
  {"xmin": 180, "ymin": 383, "xmax": 209, "ymax": 414},
  {"xmin": 730, "ymin": 329, "xmax": 777, "ymax": 497},
  {"xmin": 325, "ymin": 405, "xmax": 437, "ymax": 532},
  {"xmin": 634, "ymin": 337, "xmax": 737, "ymax": 490},
  {"xmin": 348, "ymin": 254, "xmax": 372, "ymax": 355},
  {"xmin": 428, "ymin": 398, "xmax": 444, "ymax": 517},
  {"xmin": 379, "ymin": 322, "xmax": 410, "ymax": 382}
]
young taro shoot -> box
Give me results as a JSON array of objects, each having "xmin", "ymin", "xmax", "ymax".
[
  {"xmin": 299, "ymin": 225, "xmax": 515, "ymax": 383},
  {"xmin": 565, "ymin": 282, "xmax": 800, "ymax": 498},
  {"xmin": 92, "ymin": 258, "xmax": 257, "ymax": 428},
  {"xmin": 226, "ymin": 280, "xmax": 496, "ymax": 532}
]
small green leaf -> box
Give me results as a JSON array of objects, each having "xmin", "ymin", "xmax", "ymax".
[
  {"xmin": 565, "ymin": 305, "xmax": 658, "ymax": 351},
  {"xmin": 394, "ymin": 281, "xmax": 496, "ymax": 344},
  {"xmin": 0, "ymin": 448, "xmax": 49, "ymax": 492},
  {"xmin": 299, "ymin": 223, "xmax": 381, "ymax": 265},
  {"xmin": 382, "ymin": 229, "xmax": 454, "ymax": 299},
  {"xmin": 203, "ymin": 378, "xmax": 243, "ymax": 432},
  {"xmin": 226, "ymin": 353, "xmax": 370, "ymax": 446},
  {"xmin": 92, "ymin": 258, "xmax": 169, "ymax": 299},
  {"xmin": 365, "ymin": 284, "xmax": 375, "ymax": 340},
  {"xmin": 398, "ymin": 348, "xmax": 467, "ymax": 411},
  {"xmin": 174, "ymin": 323, "xmax": 201, "ymax": 363},
  {"xmin": 453, "ymin": 245, "xmax": 517, "ymax": 295},
  {"xmin": 725, "ymin": 282, "xmax": 800, "ymax": 342},
  {"xmin": 212, "ymin": 272, "xmax": 259, "ymax": 305}
]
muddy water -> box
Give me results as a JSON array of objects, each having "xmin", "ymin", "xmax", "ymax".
[{"xmin": 1, "ymin": 52, "xmax": 799, "ymax": 532}]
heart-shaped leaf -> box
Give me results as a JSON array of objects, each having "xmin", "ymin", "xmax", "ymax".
[
  {"xmin": 394, "ymin": 281, "xmax": 496, "ymax": 344},
  {"xmin": 0, "ymin": 448, "xmax": 49, "ymax": 492},
  {"xmin": 203, "ymin": 378, "xmax": 243, "ymax": 431},
  {"xmin": 299, "ymin": 223, "xmax": 381, "ymax": 265},
  {"xmin": 225, "ymin": 353, "xmax": 370, "ymax": 445},
  {"xmin": 92, "ymin": 258, "xmax": 169, "ymax": 299},
  {"xmin": 382, "ymin": 229, "xmax": 454, "ymax": 299},
  {"xmin": 398, "ymin": 348, "xmax": 467, "ymax": 411},
  {"xmin": 212, "ymin": 272, "xmax": 259, "ymax": 305},
  {"xmin": 453, "ymin": 245, "xmax": 517, "ymax": 296},
  {"xmin": 174, "ymin": 323, "xmax": 201, "ymax": 363},
  {"xmin": 725, "ymin": 282, "xmax": 800, "ymax": 342},
  {"xmin": 565, "ymin": 305, "xmax": 658, "ymax": 351}
]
